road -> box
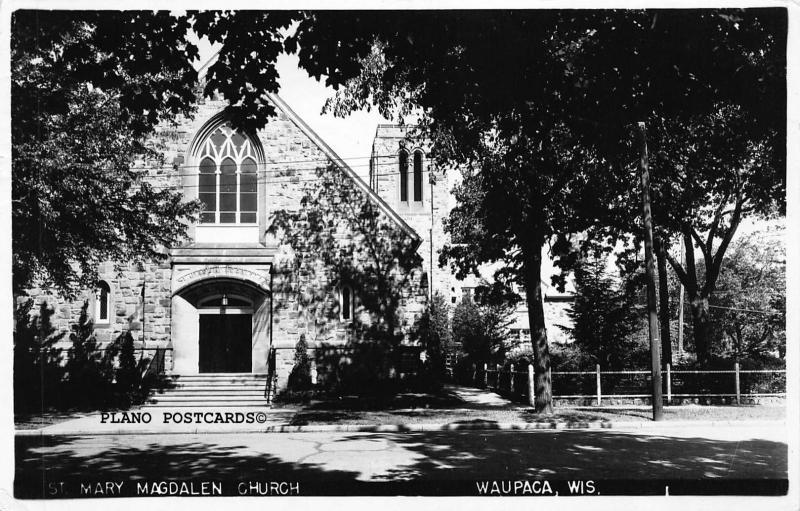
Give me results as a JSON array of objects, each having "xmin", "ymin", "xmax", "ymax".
[{"xmin": 14, "ymin": 423, "xmax": 788, "ymax": 497}]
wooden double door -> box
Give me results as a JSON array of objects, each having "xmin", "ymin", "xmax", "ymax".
[{"xmin": 198, "ymin": 314, "xmax": 252, "ymax": 373}]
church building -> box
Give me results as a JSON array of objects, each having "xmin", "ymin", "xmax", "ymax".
[{"xmin": 21, "ymin": 87, "xmax": 571, "ymax": 403}]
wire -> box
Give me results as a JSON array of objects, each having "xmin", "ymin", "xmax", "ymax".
[
  {"xmin": 26, "ymin": 153, "xmax": 410, "ymax": 172},
  {"xmin": 707, "ymin": 304, "xmax": 782, "ymax": 315},
  {"xmin": 98, "ymin": 166, "xmax": 434, "ymax": 191}
]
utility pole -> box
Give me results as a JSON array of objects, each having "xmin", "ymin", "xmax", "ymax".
[{"xmin": 636, "ymin": 121, "xmax": 664, "ymax": 421}]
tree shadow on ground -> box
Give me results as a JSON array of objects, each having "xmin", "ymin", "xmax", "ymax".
[
  {"xmin": 364, "ymin": 430, "xmax": 787, "ymax": 482},
  {"xmin": 15, "ymin": 434, "xmax": 363, "ymax": 498},
  {"xmin": 16, "ymin": 428, "xmax": 786, "ymax": 497}
]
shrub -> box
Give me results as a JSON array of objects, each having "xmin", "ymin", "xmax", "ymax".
[
  {"xmin": 288, "ymin": 334, "xmax": 313, "ymax": 391},
  {"xmin": 13, "ymin": 299, "xmax": 66, "ymax": 414},
  {"xmin": 451, "ymin": 296, "xmax": 513, "ymax": 364},
  {"xmin": 565, "ymin": 251, "xmax": 643, "ymax": 369},
  {"xmin": 412, "ymin": 292, "xmax": 451, "ymax": 384}
]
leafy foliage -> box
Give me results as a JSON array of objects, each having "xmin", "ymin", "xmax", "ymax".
[
  {"xmin": 11, "ymin": 11, "xmax": 202, "ymax": 296},
  {"xmin": 565, "ymin": 251, "xmax": 645, "ymax": 369},
  {"xmin": 412, "ymin": 292, "xmax": 452, "ymax": 382},
  {"xmin": 451, "ymin": 296, "xmax": 514, "ymax": 364},
  {"xmin": 13, "ymin": 300, "xmax": 66, "ymax": 414},
  {"xmin": 288, "ymin": 334, "xmax": 313, "ymax": 391},
  {"xmin": 14, "ymin": 300, "xmax": 153, "ymax": 413},
  {"xmin": 707, "ymin": 228, "xmax": 786, "ymax": 362},
  {"xmin": 269, "ymin": 164, "xmax": 423, "ymax": 396}
]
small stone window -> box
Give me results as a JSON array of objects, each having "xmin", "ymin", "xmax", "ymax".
[
  {"xmin": 399, "ymin": 149, "xmax": 424, "ymax": 204},
  {"xmin": 398, "ymin": 150, "xmax": 409, "ymax": 202},
  {"xmin": 413, "ymin": 150, "xmax": 423, "ymax": 202},
  {"xmin": 340, "ymin": 285, "xmax": 354, "ymax": 322},
  {"xmin": 95, "ymin": 281, "xmax": 111, "ymax": 325}
]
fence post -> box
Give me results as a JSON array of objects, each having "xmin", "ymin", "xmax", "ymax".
[
  {"xmin": 666, "ymin": 363, "xmax": 672, "ymax": 404},
  {"xmin": 528, "ymin": 364, "xmax": 535, "ymax": 407},
  {"xmin": 483, "ymin": 363, "xmax": 488, "ymax": 388},
  {"xmin": 495, "ymin": 364, "xmax": 501, "ymax": 390},
  {"xmin": 596, "ymin": 364, "xmax": 602, "ymax": 406},
  {"xmin": 735, "ymin": 362, "xmax": 741, "ymax": 405},
  {"xmin": 509, "ymin": 364, "xmax": 515, "ymax": 394}
]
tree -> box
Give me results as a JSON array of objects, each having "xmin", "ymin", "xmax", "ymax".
[
  {"xmin": 706, "ymin": 228, "xmax": 785, "ymax": 363},
  {"xmin": 556, "ymin": 10, "xmax": 786, "ymax": 366},
  {"xmin": 413, "ymin": 292, "xmax": 452, "ymax": 382},
  {"xmin": 13, "ymin": 9, "xmax": 785, "ymax": 400},
  {"xmin": 451, "ymin": 296, "xmax": 513, "ymax": 364},
  {"xmin": 642, "ymin": 106, "xmax": 782, "ymax": 366},
  {"xmin": 11, "ymin": 11, "xmax": 203, "ymax": 297},
  {"xmin": 13, "ymin": 300, "xmax": 65, "ymax": 413},
  {"xmin": 284, "ymin": 8, "xmax": 786, "ymax": 405},
  {"xmin": 566, "ymin": 250, "xmax": 643, "ymax": 370},
  {"xmin": 269, "ymin": 165, "xmax": 423, "ymax": 395}
]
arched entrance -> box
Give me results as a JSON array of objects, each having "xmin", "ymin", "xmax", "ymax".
[{"xmin": 171, "ymin": 277, "xmax": 271, "ymax": 374}]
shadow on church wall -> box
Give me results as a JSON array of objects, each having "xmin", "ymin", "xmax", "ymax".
[{"xmin": 269, "ymin": 164, "xmax": 427, "ymax": 398}]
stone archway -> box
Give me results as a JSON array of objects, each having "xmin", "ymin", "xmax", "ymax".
[{"xmin": 171, "ymin": 277, "xmax": 271, "ymax": 374}]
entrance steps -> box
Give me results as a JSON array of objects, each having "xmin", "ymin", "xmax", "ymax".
[{"xmin": 146, "ymin": 373, "xmax": 272, "ymax": 407}]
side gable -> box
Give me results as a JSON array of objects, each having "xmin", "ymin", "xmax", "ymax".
[{"xmin": 266, "ymin": 93, "xmax": 420, "ymax": 244}]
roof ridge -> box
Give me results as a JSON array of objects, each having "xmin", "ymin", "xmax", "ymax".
[{"xmin": 267, "ymin": 93, "xmax": 421, "ymax": 242}]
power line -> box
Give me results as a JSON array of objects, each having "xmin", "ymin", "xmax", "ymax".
[
  {"xmin": 31, "ymin": 153, "xmax": 410, "ymax": 172},
  {"xmin": 80, "ymin": 167, "xmax": 433, "ymax": 191},
  {"xmin": 707, "ymin": 304, "xmax": 782, "ymax": 315}
]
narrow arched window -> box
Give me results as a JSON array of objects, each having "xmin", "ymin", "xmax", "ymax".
[
  {"xmin": 413, "ymin": 150, "xmax": 423, "ymax": 202},
  {"xmin": 197, "ymin": 124, "xmax": 258, "ymax": 224},
  {"xmin": 95, "ymin": 281, "xmax": 111, "ymax": 324},
  {"xmin": 341, "ymin": 285, "xmax": 353, "ymax": 321},
  {"xmin": 398, "ymin": 150, "xmax": 409, "ymax": 202}
]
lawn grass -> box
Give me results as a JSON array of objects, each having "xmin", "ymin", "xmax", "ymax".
[{"xmin": 288, "ymin": 403, "xmax": 786, "ymax": 426}]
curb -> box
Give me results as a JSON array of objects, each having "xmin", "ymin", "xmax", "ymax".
[{"xmin": 15, "ymin": 419, "xmax": 785, "ymax": 437}]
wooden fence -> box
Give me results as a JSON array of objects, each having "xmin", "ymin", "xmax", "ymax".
[{"xmin": 470, "ymin": 362, "xmax": 786, "ymax": 405}]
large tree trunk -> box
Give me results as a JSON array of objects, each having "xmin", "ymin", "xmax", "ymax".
[
  {"xmin": 689, "ymin": 296, "xmax": 711, "ymax": 366},
  {"xmin": 655, "ymin": 238, "xmax": 673, "ymax": 366},
  {"xmin": 524, "ymin": 240, "xmax": 552, "ymax": 414}
]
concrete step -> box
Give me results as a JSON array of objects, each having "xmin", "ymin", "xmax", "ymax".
[
  {"xmin": 153, "ymin": 391, "xmax": 267, "ymax": 397},
  {"xmin": 149, "ymin": 373, "xmax": 274, "ymax": 407},
  {"xmin": 155, "ymin": 385, "xmax": 266, "ymax": 392},
  {"xmin": 145, "ymin": 400, "xmax": 270, "ymax": 407},
  {"xmin": 167, "ymin": 373, "xmax": 269, "ymax": 380},
  {"xmin": 148, "ymin": 395, "xmax": 267, "ymax": 403}
]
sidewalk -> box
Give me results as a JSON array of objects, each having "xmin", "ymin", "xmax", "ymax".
[{"xmin": 15, "ymin": 384, "xmax": 787, "ymax": 436}]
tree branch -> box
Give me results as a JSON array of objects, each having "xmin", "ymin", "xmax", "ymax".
[
  {"xmin": 681, "ymin": 226, "xmax": 699, "ymax": 298},
  {"xmin": 703, "ymin": 197, "xmax": 744, "ymax": 296},
  {"xmin": 664, "ymin": 247, "xmax": 692, "ymax": 293},
  {"xmin": 689, "ymin": 225, "xmax": 713, "ymax": 273},
  {"xmin": 705, "ymin": 192, "xmax": 731, "ymax": 251}
]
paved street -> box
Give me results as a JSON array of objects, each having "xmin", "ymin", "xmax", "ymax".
[{"xmin": 15, "ymin": 423, "xmax": 787, "ymax": 497}]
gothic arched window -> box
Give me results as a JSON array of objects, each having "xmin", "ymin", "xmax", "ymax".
[
  {"xmin": 413, "ymin": 150, "xmax": 423, "ymax": 202},
  {"xmin": 197, "ymin": 124, "xmax": 258, "ymax": 224},
  {"xmin": 398, "ymin": 149, "xmax": 409, "ymax": 203}
]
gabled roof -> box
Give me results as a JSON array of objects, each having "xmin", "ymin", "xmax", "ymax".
[
  {"xmin": 196, "ymin": 51, "xmax": 420, "ymax": 243},
  {"xmin": 267, "ymin": 93, "xmax": 420, "ymax": 242}
]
